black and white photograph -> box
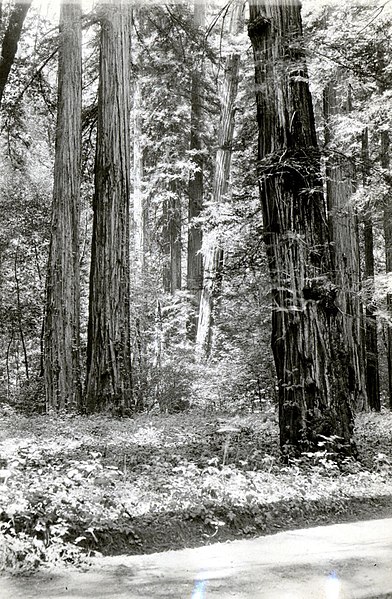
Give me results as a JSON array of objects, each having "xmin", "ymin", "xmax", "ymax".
[{"xmin": 0, "ymin": 0, "xmax": 392, "ymax": 597}]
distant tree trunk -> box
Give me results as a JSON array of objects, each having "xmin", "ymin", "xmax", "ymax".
[
  {"xmin": 14, "ymin": 249, "xmax": 29, "ymax": 381},
  {"xmin": 382, "ymin": 131, "xmax": 392, "ymax": 409},
  {"xmin": 323, "ymin": 77, "xmax": 367, "ymax": 411},
  {"xmin": 44, "ymin": 0, "xmax": 82, "ymax": 412},
  {"xmin": 362, "ymin": 128, "xmax": 380, "ymax": 411},
  {"xmin": 162, "ymin": 187, "xmax": 182, "ymax": 294},
  {"xmin": 196, "ymin": 2, "xmax": 242, "ymax": 360},
  {"xmin": 248, "ymin": 0, "xmax": 356, "ymax": 456},
  {"xmin": 131, "ymin": 9, "xmax": 145, "ymax": 284},
  {"xmin": 133, "ymin": 76, "xmax": 144, "ymax": 281},
  {"xmin": 187, "ymin": 1, "xmax": 205, "ymax": 339},
  {"xmin": 0, "ymin": 1, "xmax": 32, "ymax": 106},
  {"xmin": 85, "ymin": 0, "xmax": 132, "ymax": 414}
]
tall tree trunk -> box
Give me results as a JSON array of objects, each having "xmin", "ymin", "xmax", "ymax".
[
  {"xmin": 362, "ymin": 128, "xmax": 380, "ymax": 411},
  {"xmin": 132, "ymin": 9, "xmax": 145, "ymax": 284},
  {"xmin": 382, "ymin": 131, "xmax": 392, "ymax": 409},
  {"xmin": 196, "ymin": 2, "xmax": 242, "ymax": 360},
  {"xmin": 44, "ymin": 0, "xmax": 82, "ymax": 412},
  {"xmin": 323, "ymin": 77, "xmax": 367, "ymax": 411},
  {"xmin": 187, "ymin": 1, "xmax": 205, "ymax": 339},
  {"xmin": 86, "ymin": 0, "xmax": 132, "ymax": 414},
  {"xmin": 133, "ymin": 76, "xmax": 144, "ymax": 281},
  {"xmin": 248, "ymin": 0, "xmax": 356, "ymax": 456},
  {"xmin": 0, "ymin": 1, "xmax": 31, "ymax": 107}
]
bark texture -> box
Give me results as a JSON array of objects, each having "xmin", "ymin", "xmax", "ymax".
[
  {"xmin": 44, "ymin": 0, "xmax": 82, "ymax": 412},
  {"xmin": 362, "ymin": 128, "xmax": 380, "ymax": 411},
  {"xmin": 248, "ymin": 0, "xmax": 356, "ymax": 455},
  {"xmin": 382, "ymin": 131, "xmax": 392, "ymax": 409},
  {"xmin": 196, "ymin": 2, "xmax": 242, "ymax": 359},
  {"xmin": 0, "ymin": 1, "xmax": 31, "ymax": 107},
  {"xmin": 86, "ymin": 0, "xmax": 132, "ymax": 413},
  {"xmin": 323, "ymin": 78, "xmax": 367, "ymax": 411},
  {"xmin": 187, "ymin": 1, "xmax": 205, "ymax": 338}
]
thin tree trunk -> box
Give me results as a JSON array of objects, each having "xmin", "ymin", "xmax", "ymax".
[
  {"xmin": 162, "ymin": 187, "xmax": 182, "ymax": 294},
  {"xmin": 323, "ymin": 77, "xmax": 367, "ymax": 411},
  {"xmin": 14, "ymin": 249, "xmax": 29, "ymax": 381},
  {"xmin": 187, "ymin": 1, "xmax": 205, "ymax": 339},
  {"xmin": 44, "ymin": 0, "xmax": 82, "ymax": 412},
  {"xmin": 248, "ymin": 0, "xmax": 356, "ymax": 456},
  {"xmin": 86, "ymin": 0, "xmax": 133, "ymax": 414},
  {"xmin": 362, "ymin": 127, "xmax": 380, "ymax": 411},
  {"xmin": 0, "ymin": 1, "xmax": 32, "ymax": 106},
  {"xmin": 6, "ymin": 330, "xmax": 14, "ymax": 401},
  {"xmin": 381, "ymin": 131, "xmax": 392, "ymax": 409},
  {"xmin": 196, "ymin": 2, "xmax": 242, "ymax": 360}
]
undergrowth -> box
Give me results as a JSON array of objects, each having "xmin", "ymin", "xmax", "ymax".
[{"xmin": 1, "ymin": 406, "xmax": 392, "ymax": 574}]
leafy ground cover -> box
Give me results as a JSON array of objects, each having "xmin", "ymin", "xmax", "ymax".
[{"xmin": 1, "ymin": 406, "xmax": 392, "ymax": 574}]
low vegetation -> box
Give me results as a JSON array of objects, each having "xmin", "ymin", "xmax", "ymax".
[{"xmin": 1, "ymin": 405, "xmax": 392, "ymax": 575}]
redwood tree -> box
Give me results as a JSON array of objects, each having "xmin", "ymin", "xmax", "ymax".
[
  {"xmin": 85, "ymin": 0, "xmax": 132, "ymax": 413},
  {"xmin": 323, "ymin": 76, "xmax": 367, "ymax": 411},
  {"xmin": 44, "ymin": 0, "xmax": 82, "ymax": 412},
  {"xmin": 187, "ymin": 0, "xmax": 205, "ymax": 338},
  {"xmin": 382, "ymin": 131, "xmax": 392, "ymax": 409},
  {"xmin": 248, "ymin": 0, "xmax": 356, "ymax": 455},
  {"xmin": 196, "ymin": 1, "xmax": 242, "ymax": 360},
  {"xmin": 362, "ymin": 127, "xmax": 380, "ymax": 411}
]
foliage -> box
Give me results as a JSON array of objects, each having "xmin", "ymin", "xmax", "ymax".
[{"xmin": 1, "ymin": 408, "xmax": 392, "ymax": 573}]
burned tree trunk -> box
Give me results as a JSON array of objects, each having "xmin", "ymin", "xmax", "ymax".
[{"xmin": 248, "ymin": 0, "xmax": 356, "ymax": 456}]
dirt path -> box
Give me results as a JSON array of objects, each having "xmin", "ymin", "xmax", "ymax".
[{"xmin": 2, "ymin": 517, "xmax": 392, "ymax": 598}]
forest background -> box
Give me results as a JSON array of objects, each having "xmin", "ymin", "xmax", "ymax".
[{"xmin": 2, "ymin": 0, "xmax": 392, "ymax": 574}]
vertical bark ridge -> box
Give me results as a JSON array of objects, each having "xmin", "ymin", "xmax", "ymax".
[
  {"xmin": 86, "ymin": 0, "xmax": 132, "ymax": 414},
  {"xmin": 323, "ymin": 76, "xmax": 367, "ymax": 411},
  {"xmin": 249, "ymin": 0, "xmax": 356, "ymax": 455},
  {"xmin": 44, "ymin": 0, "xmax": 82, "ymax": 412}
]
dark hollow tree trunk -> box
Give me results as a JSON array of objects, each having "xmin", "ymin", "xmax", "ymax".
[
  {"xmin": 85, "ymin": 0, "xmax": 133, "ymax": 414},
  {"xmin": 362, "ymin": 127, "xmax": 380, "ymax": 411},
  {"xmin": 44, "ymin": 0, "xmax": 82, "ymax": 412},
  {"xmin": 248, "ymin": 0, "xmax": 356, "ymax": 457},
  {"xmin": 323, "ymin": 76, "xmax": 367, "ymax": 411}
]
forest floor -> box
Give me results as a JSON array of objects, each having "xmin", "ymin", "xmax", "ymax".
[{"xmin": 1, "ymin": 405, "xmax": 392, "ymax": 573}]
